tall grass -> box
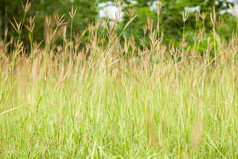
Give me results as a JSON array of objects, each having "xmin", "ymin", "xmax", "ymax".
[{"xmin": 0, "ymin": 1, "xmax": 238, "ymax": 158}]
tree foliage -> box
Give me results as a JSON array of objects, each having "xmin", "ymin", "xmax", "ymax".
[
  {"xmin": 117, "ymin": 0, "xmax": 235, "ymax": 45},
  {"xmin": 0, "ymin": 0, "xmax": 98, "ymax": 42},
  {"xmin": 0, "ymin": 0, "xmax": 236, "ymax": 47}
]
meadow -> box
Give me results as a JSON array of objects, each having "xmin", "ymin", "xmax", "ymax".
[{"xmin": 0, "ymin": 1, "xmax": 238, "ymax": 158}]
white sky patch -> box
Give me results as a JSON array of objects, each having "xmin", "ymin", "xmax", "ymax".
[
  {"xmin": 128, "ymin": 0, "xmax": 138, "ymax": 5},
  {"xmin": 98, "ymin": 0, "xmax": 238, "ymax": 20},
  {"xmin": 220, "ymin": 4, "xmax": 238, "ymax": 15},
  {"xmin": 99, "ymin": 2, "xmax": 124, "ymax": 21},
  {"xmin": 185, "ymin": 6, "xmax": 201, "ymax": 13},
  {"xmin": 219, "ymin": 0, "xmax": 238, "ymax": 15},
  {"xmin": 149, "ymin": 1, "xmax": 158, "ymax": 12},
  {"xmin": 98, "ymin": 0, "xmax": 137, "ymax": 21},
  {"xmin": 227, "ymin": 0, "xmax": 238, "ymax": 3}
]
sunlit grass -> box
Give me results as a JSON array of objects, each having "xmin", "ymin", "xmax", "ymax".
[
  {"xmin": 0, "ymin": 51, "xmax": 237, "ymax": 158},
  {"xmin": 0, "ymin": 1, "xmax": 238, "ymax": 158}
]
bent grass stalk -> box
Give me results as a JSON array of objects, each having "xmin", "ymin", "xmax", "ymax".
[{"xmin": 0, "ymin": 1, "xmax": 237, "ymax": 158}]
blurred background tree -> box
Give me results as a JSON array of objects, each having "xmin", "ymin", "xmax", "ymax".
[
  {"xmin": 117, "ymin": 0, "xmax": 236, "ymax": 45},
  {"xmin": 0, "ymin": 0, "xmax": 98, "ymax": 42},
  {"xmin": 0, "ymin": 0, "xmax": 236, "ymax": 48}
]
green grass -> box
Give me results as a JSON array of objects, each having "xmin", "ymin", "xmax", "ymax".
[
  {"xmin": 0, "ymin": 54, "xmax": 237, "ymax": 158},
  {"xmin": 0, "ymin": 2, "xmax": 238, "ymax": 158}
]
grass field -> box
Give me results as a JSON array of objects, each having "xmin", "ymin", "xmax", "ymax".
[{"xmin": 0, "ymin": 2, "xmax": 238, "ymax": 158}]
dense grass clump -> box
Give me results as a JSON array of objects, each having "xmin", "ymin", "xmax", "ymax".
[{"xmin": 0, "ymin": 1, "xmax": 238, "ymax": 158}]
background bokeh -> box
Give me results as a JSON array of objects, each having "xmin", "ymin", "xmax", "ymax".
[{"xmin": 0, "ymin": 0, "xmax": 237, "ymax": 46}]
